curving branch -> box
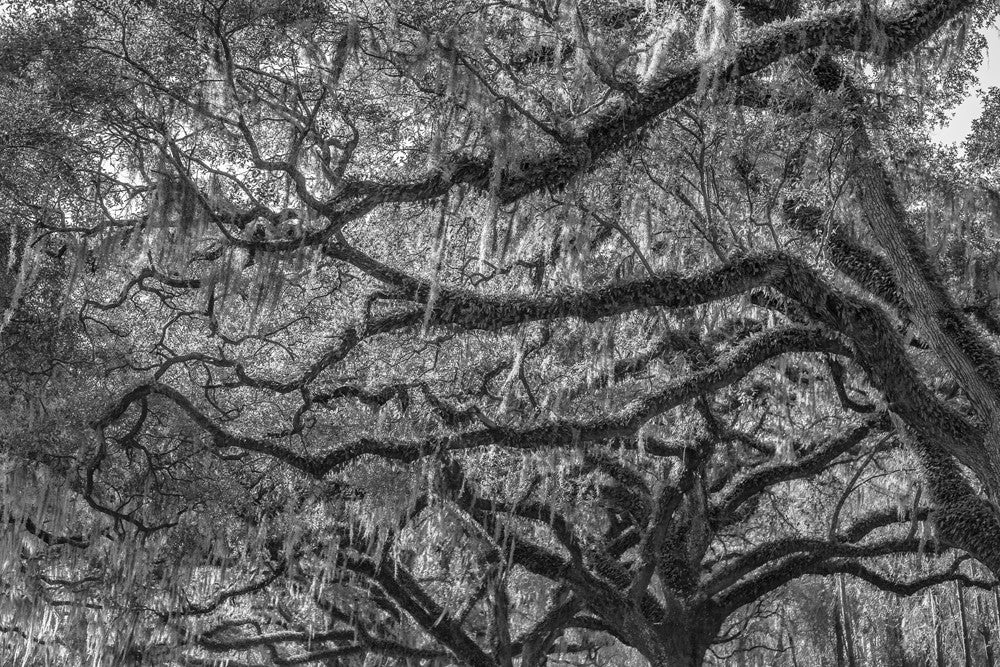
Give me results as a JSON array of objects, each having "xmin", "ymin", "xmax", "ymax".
[
  {"xmin": 717, "ymin": 537, "xmax": 959, "ymax": 612},
  {"xmin": 783, "ymin": 200, "xmax": 908, "ymax": 314},
  {"xmin": 164, "ymin": 0, "xmax": 977, "ymax": 257},
  {"xmin": 94, "ymin": 326, "xmax": 848, "ymax": 477},
  {"xmin": 315, "ymin": 0, "xmax": 974, "ymax": 218},
  {"xmin": 711, "ymin": 412, "xmax": 890, "ymax": 527},
  {"xmin": 806, "ymin": 559, "xmax": 995, "ymax": 597}
]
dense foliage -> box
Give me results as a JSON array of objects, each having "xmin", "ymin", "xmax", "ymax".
[{"xmin": 3, "ymin": 0, "xmax": 1000, "ymax": 664}]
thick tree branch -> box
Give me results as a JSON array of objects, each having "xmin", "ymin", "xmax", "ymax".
[
  {"xmin": 711, "ymin": 413, "xmax": 890, "ymax": 526},
  {"xmin": 718, "ymin": 538, "xmax": 955, "ymax": 612},
  {"xmin": 95, "ymin": 326, "xmax": 847, "ymax": 477},
  {"xmin": 315, "ymin": 0, "xmax": 972, "ymax": 222}
]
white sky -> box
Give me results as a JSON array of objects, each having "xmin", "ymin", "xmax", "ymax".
[{"xmin": 932, "ymin": 25, "xmax": 1000, "ymax": 147}]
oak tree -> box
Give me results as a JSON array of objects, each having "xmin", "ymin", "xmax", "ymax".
[{"xmin": 2, "ymin": 0, "xmax": 1000, "ymax": 664}]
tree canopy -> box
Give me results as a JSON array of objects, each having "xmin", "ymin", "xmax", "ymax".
[{"xmin": 2, "ymin": 0, "xmax": 1000, "ymax": 664}]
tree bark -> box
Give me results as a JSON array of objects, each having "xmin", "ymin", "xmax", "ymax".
[
  {"xmin": 838, "ymin": 574, "xmax": 858, "ymax": 667},
  {"xmin": 490, "ymin": 571, "xmax": 514, "ymax": 667},
  {"xmin": 884, "ymin": 610, "xmax": 906, "ymax": 666},
  {"xmin": 956, "ymin": 581, "xmax": 973, "ymax": 667},
  {"xmin": 802, "ymin": 54, "xmax": 1000, "ymax": 578},
  {"xmin": 977, "ymin": 595, "xmax": 996, "ymax": 667},
  {"xmin": 736, "ymin": 634, "xmax": 748, "ymax": 667},
  {"xmin": 834, "ymin": 587, "xmax": 848, "ymax": 667},
  {"xmin": 930, "ymin": 590, "xmax": 945, "ymax": 667},
  {"xmin": 788, "ymin": 628, "xmax": 800, "ymax": 667}
]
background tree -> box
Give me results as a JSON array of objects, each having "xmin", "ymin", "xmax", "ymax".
[{"xmin": 2, "ymin": 0, "xmax": 1000, "ymax": 665}]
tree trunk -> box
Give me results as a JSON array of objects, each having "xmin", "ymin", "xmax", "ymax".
[
  {"xmin": 956, "ymin": 581, "xmax": 973, "ymax": 667},
  {"xmin": 788, "ymin": 628, "xmax": 800, "ymax": 667},
  {"xmin": 930, "ymin": 590, "xmax": 945, "ymax": 667},
  {"xmin": 884, "ymin": 610, "xmax": 906, "ymax": 666},
  {"xmin": 838, "ymin": 575, "xmax": 857, "ymax": 667},
  {"xmin": 994, "ymin": 586, "xmax": 1000, "ymax": 656},
  {"xmin": 977, "ymin": 595, "xmax": 996, "ymax": 667},
  {"xmin": 490, "ymin": 571, "xmax": 513, "ymax": 667},
  {"xmin": 780, "ymin": 606, "xmax": 800, "ymax": 667},
  {"xmin": 834, "ymin": 591, "xmax": 848, "ymax": 667},
  {"xmin": 735, "ymin": 634, "xmax": 748, "ymax": 667},
  {"xmin": 806, "ymin": 59, "xmax": 1000, "ymax": 578}
]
